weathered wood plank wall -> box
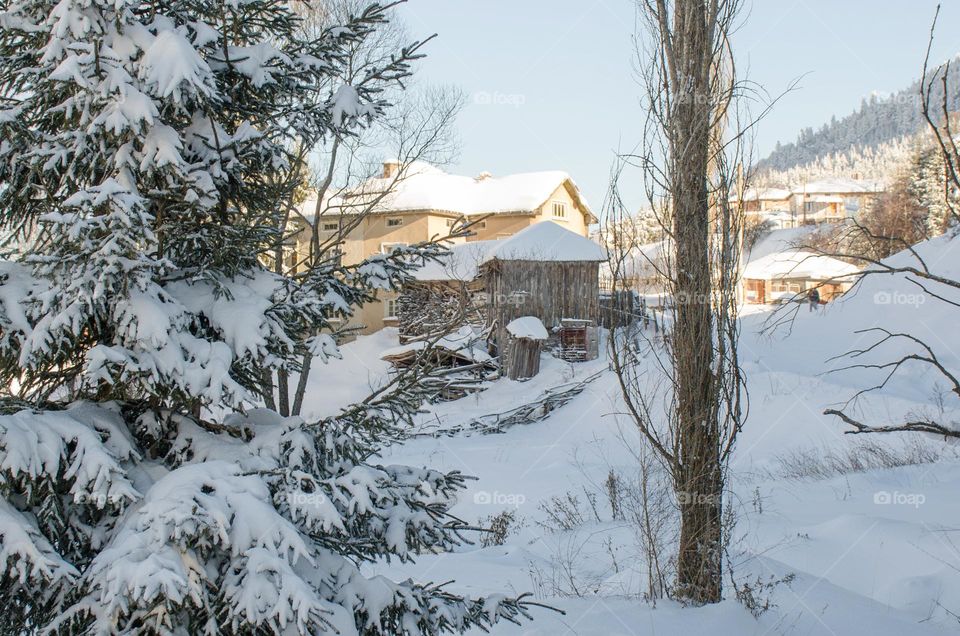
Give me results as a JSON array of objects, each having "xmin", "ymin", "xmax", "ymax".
[{"xmin": 485, "ymin": 259, "xmax": 600, "ymax": 354}]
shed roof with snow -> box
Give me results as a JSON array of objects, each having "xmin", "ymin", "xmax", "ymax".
[
  {"xmin": 411, "ymin": 223, "xmax": 605, "ymax": 283},
  {"xmin": 411, "ymin": 240, "xmax": 494, "ymax": 282},
  {"xmin": 481, "ymin": 221, "xmax": 606, "ymax": 264}
]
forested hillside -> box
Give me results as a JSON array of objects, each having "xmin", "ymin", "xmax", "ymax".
[{"xmin": 759, "ymin": 58, "xmax": 960, "ymax": 173}]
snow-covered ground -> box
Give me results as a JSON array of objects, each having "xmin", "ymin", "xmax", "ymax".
[{"xmin": 305, "ymin": 235, "xmax": 960, "ymax": 635}]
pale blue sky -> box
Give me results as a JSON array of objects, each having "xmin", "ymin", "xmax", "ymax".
[{"xmin": 396, "ymin": 0, "xmax": 960, "ymax": 214}]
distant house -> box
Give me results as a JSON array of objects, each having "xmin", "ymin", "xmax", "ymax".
[
  {"xmin": 292, "ymin": 162, "xmax": 597, "ymax": 333},
  {"xmin": 789, "ymin": 178, "xmax": 884, "ymax": 224},
  {"xmin": 742, "ymin": 249, "xmax": 860, "ymax": 304},
  {"xmin": 732, "ymin": 180, "xmax": 884, "ymax": 229},
  {"xmin": 739, "ymin": 187, "xmax": 793, "ymax": 215},
  {"xmin": 397, "ymin": 222, "xmax": 605, "ymax": 359}
]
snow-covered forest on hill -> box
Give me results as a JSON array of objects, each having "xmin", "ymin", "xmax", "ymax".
[
  {"xmin": 758, "ymin": 59, "xmax": 960, "ymax": 173},
  {"xmin": 0, "ymin": 1, "xmax": 959, "ymax": 635}
]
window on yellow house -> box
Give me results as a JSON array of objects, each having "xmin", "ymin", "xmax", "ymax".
[
  {"xmin": 552, "ymin": 201, "xmax": 567, "ymax": 218},
  {"xmin": 381, "ymin": 242, "xmax": 408, "ymax": 254},
  {"xmin": 386, "ymin": 217, "xmax": 403, "ymax": 227},
  {"xmin": 384, "ymin": 298, "xmax": 398, "ymax": 319}
]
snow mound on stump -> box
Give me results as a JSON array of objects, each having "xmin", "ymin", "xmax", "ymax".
[{"xmin": 506, "ymin": 316, "xmax": 549, "ymax": 340}]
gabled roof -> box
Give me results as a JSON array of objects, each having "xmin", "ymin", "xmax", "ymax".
[
  {"xmin": 325, "ymin": 162, "xmax": 596, "ymax": 222},
  {"xmin": 411, "ymin": 240, "xmax": 494, "ymax": 282},
  {"xmin": 743, "ymin": 249, "xmax": 860, "ymax": 281},
  {"xmin": 412, "ymin": 223, "xmax": 605, "ymax": 282},
  {"xmin": 791, "ymin": 178, "xmax": 884, "ymax": 195},
  {"xmin": 737, "ymin": 187, "xmax": 793, "ymax": 202},
  {"xmin": 481, "ymin": 221, "xmax": 606, "ymax": 263}
]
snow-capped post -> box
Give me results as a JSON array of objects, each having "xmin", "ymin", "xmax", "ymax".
[
  {"xmin": 0, "ymin": 1, "xmax": 536, "ymax": 632},
  {"xmin": 607, "ymin": 0, "xmax": 748, "ymax": 605},
  {"xmin": 504, "ymin": 316, "xmax": 549, "ymax": 380}
]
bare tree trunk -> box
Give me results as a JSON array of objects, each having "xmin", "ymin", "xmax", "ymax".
[
  {"xmin": 608, "ymin": 0, "xmax": 748, "ymax": 607},
  {"xmin": 669, "ymin": 0, "xmax": 722, "ymax": 603},
  {"xmin": 277, "ymin": 368, "xmax": 290, "ymax": 417},
  {"xmin": 291, "ymin": 353, "xmax": 311, "ymax": 416}
]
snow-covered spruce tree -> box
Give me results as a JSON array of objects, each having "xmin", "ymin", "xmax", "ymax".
[
  {"xmin": 911, "ymin": 143, "xmax": 953, "ymax": 237},
  {"xmin": 0, "ymin": 1, "xmax": 535, "ymax": 633}
]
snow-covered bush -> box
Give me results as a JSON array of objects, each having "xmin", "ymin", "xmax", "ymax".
[{"xmin": 0, "ymin": 1, "xmax": 532, "ymax": 633}]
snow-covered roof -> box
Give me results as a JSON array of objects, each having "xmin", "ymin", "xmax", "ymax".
[
  {"xmin": 734, "ymin": 187, "xmax": 792, "ymax": 202},
  {"xmin": 411, "ymin": 240, "xmax": 494, "ymax": 282},
  {"xmin": 506, "ymin": 316, "xmax": 549, "ymax": 340},
  {"xmin": 792, "ymin": 178, "xmax": 884, "ymax": 195},
  {"xmin": 743, "ymin": 249, "xmax": 860, "ymax": 282},
  {"xmin": 481, "ymin": 221, "xmax": 606, "ymax": 263},
  {"xmin": 411, "ymin": 223, "xmax": 605, "ymax": 281},
  {"xmin": 765, "ymin": 211, "xmax": 794, "ymax": 220},
  {"xmin": 325, "ymin": 162, "xmax": 596, "ymax": 221},
  {"xmin": 748, "ymin": 226, "xmax": 822, "ymax": 261}
]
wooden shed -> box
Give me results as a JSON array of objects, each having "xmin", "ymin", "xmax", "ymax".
[{"xmin": 480, "ymin": 222, "xmax": 606, "ymax": 357}]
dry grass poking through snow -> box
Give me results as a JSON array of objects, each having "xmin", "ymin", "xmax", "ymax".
[{"xmin": 763, "ymin": 438, "xmax": 954, "ymax": 481}]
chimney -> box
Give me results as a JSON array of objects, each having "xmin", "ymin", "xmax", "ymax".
[{"xmin": 382, "ymin": 161, "xmax": 401, "ymax": 179}]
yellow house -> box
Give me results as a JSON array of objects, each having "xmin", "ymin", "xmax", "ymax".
[{"xmin": 293, "ymin": 162, "xmax": 597, "ymax": 334}]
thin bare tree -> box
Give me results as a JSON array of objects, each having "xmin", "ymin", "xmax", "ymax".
[
  {"xmin": 257, "ymin": 1, "xmax": 467, "ymax": 416},
  {"xmin": 607, "ymin": 0, "xmax": 751, "ymax": 604}
]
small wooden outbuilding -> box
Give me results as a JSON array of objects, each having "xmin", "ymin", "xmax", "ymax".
[{"xmin": 480, "ymin": 221, "xmax": 606, "ymax": 357}]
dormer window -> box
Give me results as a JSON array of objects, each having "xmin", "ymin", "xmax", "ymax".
[{"xmin": 552, "ymin": 201, "xmax": 567, "ymax": 218}]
